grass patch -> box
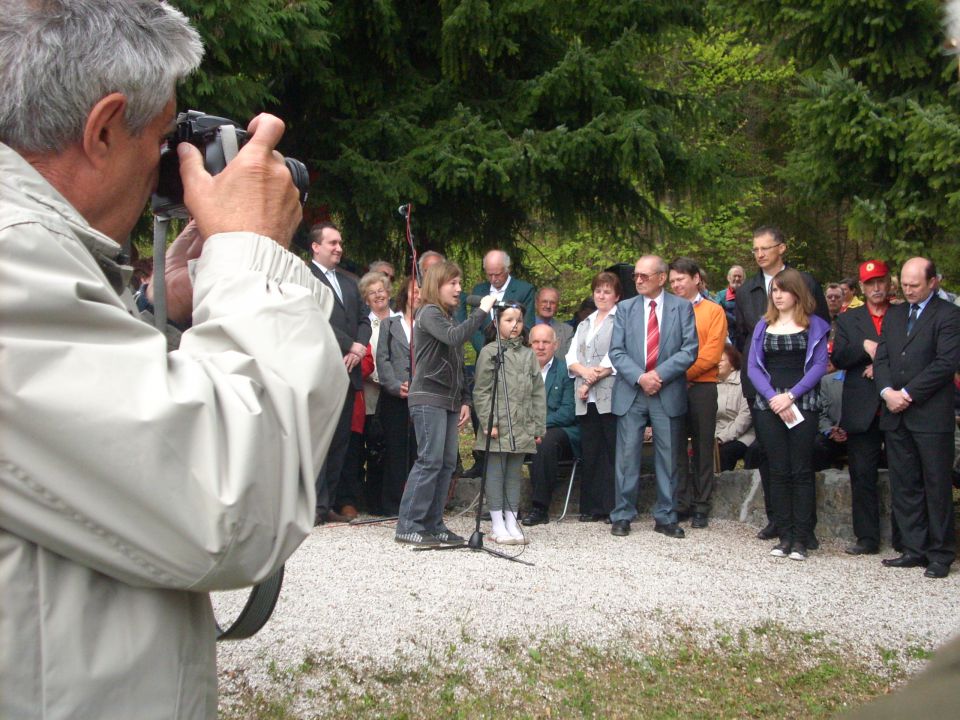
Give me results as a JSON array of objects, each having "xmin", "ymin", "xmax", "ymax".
[{"xmin": 219, "ymin": 626, "xmax": 898, "ymax": 719}]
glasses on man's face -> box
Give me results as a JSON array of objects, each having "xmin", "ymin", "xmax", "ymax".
[
  {"xmin": 633, "ymin": 271, "xmax": 662, "ymax": 283},
  {"xmin": 752, "ymin": 242, "xmax": 783, "ymax": 256}
]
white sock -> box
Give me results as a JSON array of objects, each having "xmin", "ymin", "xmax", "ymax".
[
  {"xmin": 504, "ymin": 511, "xmax": 525, "ymax": 540},
  {"xmin": 490, "ymin": 510, "xmax": 507, "ymax": 539}
]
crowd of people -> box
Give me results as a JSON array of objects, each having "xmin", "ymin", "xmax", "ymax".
[{"xmin": 322, "ymin": 226, "xmax": 960, "ymax": 579}]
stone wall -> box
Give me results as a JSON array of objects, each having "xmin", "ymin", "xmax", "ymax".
[{"xmin": 450, "ymin": 467, "xmax": 897, "ymax": 544}]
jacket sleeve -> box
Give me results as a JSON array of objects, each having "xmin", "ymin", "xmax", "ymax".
[
  {"xmin": 420, "ymin": 304, "xmax": 487, "ymax": 347},
  {"xmin": 831, "ymin": 313, "xmax": 870, "ymax": 370},
  {"xmin": 519, "ymin": 282, "xmax": 537, "ymax": 329},
  {"xmin": 547, "ymin": 362, "xmax": 577, "ymax": 429},
  {"xmin": 687, "ymin": 303, "xmax": 727, "ymax": 381},
  {"xmin": 376, "ymin": 319, "xmax": 402, "ymax": 396},
  {"xmin": 609, "ymin": 302, "xmax": 646, "ymax": 386},
  {"xmin": 472, "ymin": 345, "xmax": 495, "ymax": 433},
  {"xmin": 0, "ymin": 230, "xmax": 347, "ymax": 592},
  {"xmin": 747, "ymin": 321, "xmax": 777, "ymax": 401},
  {"xmin": 788, "ymin": 321, "xmax": 829, "ymax": 400},
  {"xmin": 723, "ymin": 390, "xmax": 753, "ymax": 444},
  {"xmin": 902, "ymin": 304, "xmax": 960, "ymax": 406}
]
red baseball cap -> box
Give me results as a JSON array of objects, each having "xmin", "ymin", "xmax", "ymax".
[{"xmin": 859, "ymin": 260, "xmax": 889, "ymax": 282}]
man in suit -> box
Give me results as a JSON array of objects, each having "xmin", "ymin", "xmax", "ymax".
[
  {"xmin": 521, "ymin": 324, "xmax": 581, "ymax": 525},
  {"xmin": 609, "ymin": 255, "xmax": 698, "ymax": 538},
  {"xmin": 669, "ymin": 258, "xmax": 727, "ymax": 529},
  {"xmin": 308, "ymin": 222, "xmax": 372, "ymax": 524},
  {"xmin": 831, "ymin": 260, "xmax": 899, "ymax": 554},
  {"xmin": 734, "ymin": 225, "xmax": 830, "ymax": 540},
  {"xmin": 873, "ymin": 257, "xmax": 960, "ymax": 578},
  {"xmin": 461, "ymin": 249, "xmax": 536, "ymax": 354},
  {"xmin": 534, "ymin": 286, "xmax": 575, "ymax": 357}
]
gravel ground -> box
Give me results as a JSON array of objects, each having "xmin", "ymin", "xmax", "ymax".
[{"xmin": 215, "ymin": 512, "xmax": 960, "ymax": 704}]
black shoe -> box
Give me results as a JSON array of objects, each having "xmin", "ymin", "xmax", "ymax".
[
  {"xmin": 924, "ymin": 562, "xmax": 950, "ymax": 579},
  {"xmin": 882, "ymin": 553, "xmax": 927, "ymax": 568},
  {"xmin": 521, "ymin": 507, "xmax": 550, "ymax": 526},
  {"xmin": 654, "ymin": 522, "xmax": 685, "ymax": 539},
  {"xmin": 756, "ymin": 522, "xmax": 778, "ymax": 540},
  {"xmin": 579, "ymin": 513, "xmax": 604, "ymax": 522},
  {"xmin": 691, "ymin": 512, "xmax": 708, "ymax": 529},
  {"xmin": 459, "ymin": 464, "xmax": 483, "ymax": 479},
  {"xmin": 394, "ymin": 531, "xmax": 441, "ymax": 546},
  {"xmin": 845, "ymin": 542, "xmax": 879, "ymax": 556},
  {"xmin": 611, "ymin": 520, "xmax": 631, "ymax": 537},
  {"xmin": 770, "ymin": 541, "xmax": 791, "ymax": 558},
  {"xmin": 313, "ymin": 511, "xmax": 327, "ymax": 526},
  {"xmin": 806, "ymin": 534, "xmax": 820, "ymax": 551},
  {"xmin": 432, "ymin": 528, "xmax": 466, "ymax": 545}
]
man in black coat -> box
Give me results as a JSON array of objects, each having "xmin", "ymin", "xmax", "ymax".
[
  {"xmin": 733, "ymin": 226, "xmax": 830, "ymax": 539},
  {"xmin": 308, "ymin": 222, "xmax": 372, "ymax": 524},
  {"xmin": 831, "ymin": 260, "xmax": 898, "ymax": 555},
  {"xmin": 873, "ymin": 257, "xmax": 960, "ymax": 579}
]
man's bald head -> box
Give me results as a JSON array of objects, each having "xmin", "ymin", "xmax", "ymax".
[{"xmin": 529, "ymin": 323, "xmax": 558, "ymax": 367}]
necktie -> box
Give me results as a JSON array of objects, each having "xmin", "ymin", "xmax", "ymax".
[
  {"xmin": 907, "ymin": 303, "xmax": 918, "ymax": 334},
  {"xmin": 327, "ymin": 269, "xmax": 343, "ymax": 303},
  {"xmin": 645, "ymin": 300, "xmax": 659, "ymax": 372}
]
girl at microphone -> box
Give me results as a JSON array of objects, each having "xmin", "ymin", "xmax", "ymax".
[
  {"xmin": 394, "ymin": 262, "xmax": 496, "ymax": 546},
  {"xmin": 473, "ymin": 303, "xmax": 546, "ymax": 544}
]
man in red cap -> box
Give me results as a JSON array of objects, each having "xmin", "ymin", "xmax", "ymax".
[{"xmin": 830, "ymin": 260, "xmax": 900, "ymax": 555}]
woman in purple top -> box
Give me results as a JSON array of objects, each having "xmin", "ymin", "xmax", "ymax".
[{"xmin": 747, "ymin": 268, "xmax": 830, "ymax": 561}]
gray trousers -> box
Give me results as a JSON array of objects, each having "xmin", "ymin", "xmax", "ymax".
[
  {"xmin": 484, "ymin": 452, "xmax": 525, "ymax": 512},
  {"xmin": 612, "ymin": 391, "xmax": 683, "ymax": 525},
  {"xmin": 396, "ymin": 404, "xmax": 458, "ymax": 534}
]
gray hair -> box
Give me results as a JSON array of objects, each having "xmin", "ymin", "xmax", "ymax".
[
  {"xmin": 369, "ymin": 260, "xmax": 395, "ymax": 277},
  {"xmin": 417, "ymin": 250, "xmax": 444, "ymax": 274},
  {"xmin": 359, "ymin": 271, "xmax": 391, "ymax": 299},
  {"xmin": 0, "ymin": 0, "xmax": 203, "ymax": 153},
  {"xmin": 947, "ymin": 1, "xmax": 960, "ymax": 55}
]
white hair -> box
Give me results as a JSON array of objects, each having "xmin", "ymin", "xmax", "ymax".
[
  {"xmin": 0, "ymin": 0, "xmax": 203, "ymax": 153},
  {"xmin": 948, "ymin": 1, "xmax": 960, "ymax": 55},
  {"xmin": 483, "ymin": 249, "xmax": 511, "ymax": 271}
]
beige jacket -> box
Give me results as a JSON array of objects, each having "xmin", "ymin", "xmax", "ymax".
[{"xmin": 0, "ymin": 143, "xmax": 347, "ymax": 719}]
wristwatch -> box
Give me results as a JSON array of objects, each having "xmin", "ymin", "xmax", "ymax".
[{"xmin": 786, "ymin": 391, "xmax": 796, "ymax": 402}]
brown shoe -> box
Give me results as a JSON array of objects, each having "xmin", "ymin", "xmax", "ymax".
[
  {"xmin": 340, "ymin": 505, "xmax": 359, "ymax": 521},
  {"xmin": 326, "ymin": 510, "xmax": 350, "ymax": 523}
]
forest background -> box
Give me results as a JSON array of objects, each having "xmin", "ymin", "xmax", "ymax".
[{"xmin": 157, "ymin": 0, "xmax": 960, "ymax": 317}]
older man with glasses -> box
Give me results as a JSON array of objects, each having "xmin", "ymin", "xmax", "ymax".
[{"xmin": 734, "ymin": 226, "xmax": 830, "ymax": 542}]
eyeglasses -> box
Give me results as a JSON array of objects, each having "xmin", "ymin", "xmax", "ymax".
[
  {"xmin": 633, "ymin": 271, "xmax": 663, "ymax": 282},
  {"xmin": 752, "ymin": 242, "xmax": 783, "ymax": 255}
]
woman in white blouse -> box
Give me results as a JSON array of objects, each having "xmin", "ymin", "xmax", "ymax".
[{"xmin": 566, "ymin": 271, "xmax": 622, "ymax": 521}]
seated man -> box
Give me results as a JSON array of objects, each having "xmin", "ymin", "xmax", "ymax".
[
  {"xmin": 522, "ymin": 324, "xmax": 581, "ymax": 524},
  {"xmin": 813, "ymin": 365, "xmax": 848, "ymax": 471}
]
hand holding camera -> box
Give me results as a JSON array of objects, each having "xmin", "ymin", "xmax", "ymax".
[{"xmin": 175, "ymin": 113, "xmax": 301, "ymax": 244}]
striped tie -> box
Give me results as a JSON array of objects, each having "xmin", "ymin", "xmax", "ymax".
[{"xmin": 646, "ymin": 300, "xmax": 659, "ymax": 372}]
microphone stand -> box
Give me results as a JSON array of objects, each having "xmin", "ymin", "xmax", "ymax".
[{"xmin": 416, "ymin": 306, "xmax": 533, "ymax": 566}]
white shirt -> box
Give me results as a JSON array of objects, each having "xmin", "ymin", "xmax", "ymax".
[
  {"xmin": 565, "ymin": 305, "xmax": 618, "ymax": 405},
  {"xmin": 643, "ymin": 291, "xmax": 665, "ymax": 329},
  {"xmin": 312, "ymin": 260, "xmax": 343, "ymax": 302},
  {"xmin": 488, "ymin": 274, "xmax": 512, "ymax": 301},
  {"xmin": 540, "ymin": 357, "xmax": 554, "ymax": 383}
]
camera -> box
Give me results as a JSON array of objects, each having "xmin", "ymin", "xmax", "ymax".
[{"xmin": 152, "ymin": 110, "xmax": 310, "ymax": 218}]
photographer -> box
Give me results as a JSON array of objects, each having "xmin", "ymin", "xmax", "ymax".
[{"xmin": 0, "ymin": 2, "xmax": 345, "ymax": 718}]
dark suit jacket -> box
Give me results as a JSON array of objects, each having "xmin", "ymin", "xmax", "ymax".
[
  {"xmin": 873, "ymin": 294, "xmax": 960, "ymax": 433},
  {"xmin": 543, "ymin": 356, "xmax": 581, "ymax": 458},
  {"xmin": 609, "ymin": 292, "xmax": 698, "ymax": 418},
  {"xmin": 831, "ymin": 305, "xmax": 883, "ymax": 434},
  {"xmin": 309, "ymin": 263, "xmax": 372, "ymax": 390},
  {"xmin": 734, "ymin": 264, "xmax": 830, "ymax": 399},
  {"xmin": 458, "ymin": 276, "xmax": 536, "ymax": 353}
]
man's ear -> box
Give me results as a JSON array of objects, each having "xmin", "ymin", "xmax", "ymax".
[{"xmin": 80, "ymin": 93, "xmax": 128, "ymax": 168}]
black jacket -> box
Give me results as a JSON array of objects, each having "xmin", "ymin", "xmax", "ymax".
[
  {"xmin": 309, "ymin": 264, "xmax": 372, "ymax": 390},
  {"xmin": 831, "ymin": 305, "xmax": 884, "ymax": 434},
  {"xmin": 873, "ymin": 295, "xmax": 960, "ymax": 433}
]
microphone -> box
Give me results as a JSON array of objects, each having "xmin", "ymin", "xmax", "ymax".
[
  {"xmin": 465, "ymin": 295, "xmax": 523, "ymax": 311},
  {"xmin": 397, "ymin": 204, "xmax": 410, "ymax": 217}
]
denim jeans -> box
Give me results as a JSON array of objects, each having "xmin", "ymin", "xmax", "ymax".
[{"xmin": 396, "ymin": 404, "xmax": 459, "ymax": 534}]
